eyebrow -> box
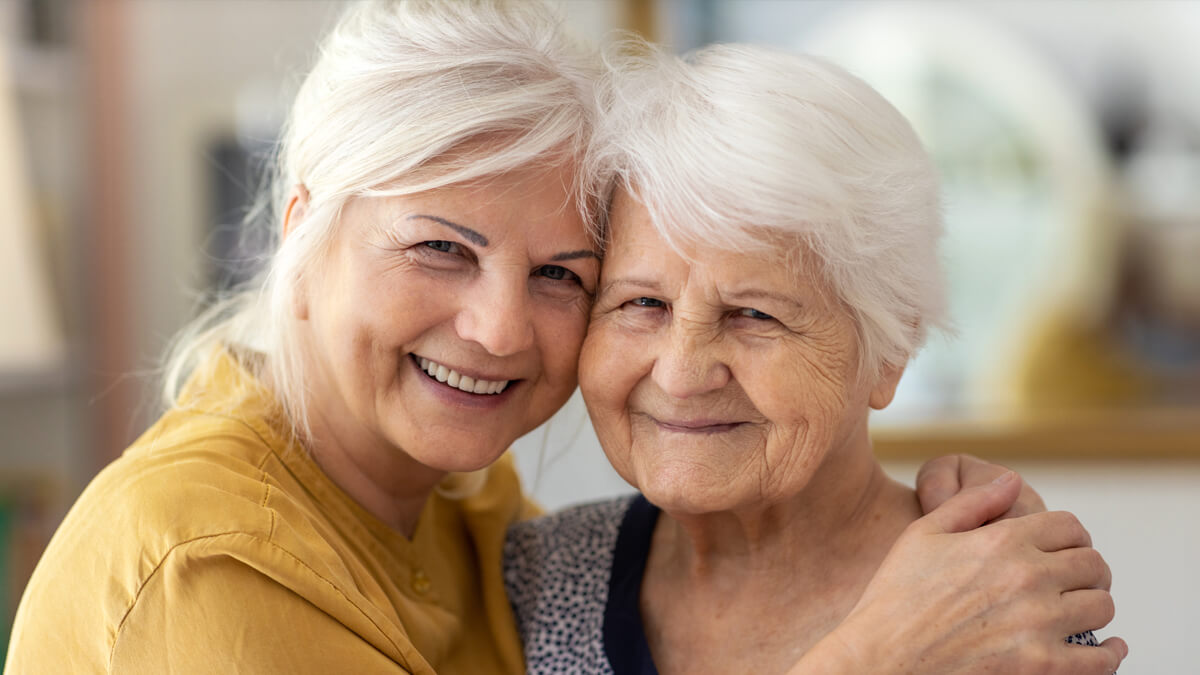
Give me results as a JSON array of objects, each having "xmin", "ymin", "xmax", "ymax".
[
  {"xmin": 407, "ymin": 214, "xmax": 488, "ymax": 246},
  {"xmin": 724, "ymin": 288, "xmax": 803, "ymax": 306},
  {"xmin": 551, "ymin": 249, "xmax": 600, "ymax": 262},
  {"xmin": 599, "ymin": 278, "xmax": 663, "ymax": 296}
]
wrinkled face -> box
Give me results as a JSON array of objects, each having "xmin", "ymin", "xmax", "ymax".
[
  {"xmin": 299, "ymin": 162, "xmax": 598, "ymax": 473},
  {"xmin": 579, "ymin": 190, "xmax": 900, "ymax": 514}
]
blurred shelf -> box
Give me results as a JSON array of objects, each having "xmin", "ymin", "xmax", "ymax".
[{"xmin": 872, "ymin": 407, "xmax": 1200, "ymax": 460}]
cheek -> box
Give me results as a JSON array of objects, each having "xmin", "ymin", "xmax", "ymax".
[
  {"xmin": 579, "ymin": 324, "xmax": 627, "ymax": 410},
  {"xmin": 539, "ymin": 304, "xmax": 591, "ymax": 379}
]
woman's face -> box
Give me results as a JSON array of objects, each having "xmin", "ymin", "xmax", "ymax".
[
  {"xmin": 298, "ymin": 162, "xmax": 598, "ymax": 473},
  {"xmin": 579, "ymin": 190, "xmax": 901, "ymax": 514}
]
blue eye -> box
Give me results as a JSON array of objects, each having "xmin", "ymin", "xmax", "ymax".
[
  {"xmin": 739, "ymin": 308, "xmax": 774, "ymax": 320},
  {"xmin": 631, "ymin": 297, "xmax": 665, "ymax": 308},
  {"xmin": 423, "ymin": 240, "xmax": 459, "ymax": 253},
  {"xmin": 535, "ymin": 265, "xmax": 580, "ymax": 283}
]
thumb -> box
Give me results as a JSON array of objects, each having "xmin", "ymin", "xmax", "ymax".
[{"xmin": 916, "ymin": 471, "xmax": 1022, "ymax": 534}]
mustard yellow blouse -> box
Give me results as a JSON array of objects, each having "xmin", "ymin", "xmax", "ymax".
[{"xmin": 6, "ymin": 351, "xmax": 538, "ymax": 674}]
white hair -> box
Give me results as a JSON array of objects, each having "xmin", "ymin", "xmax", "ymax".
[
  {"xmin": 588, "ymin": 42, "xmax": 947, "ymax": 377},
  {"xmin": 163, "ymin": 0, "xmax": 600, "ymax": 438}
]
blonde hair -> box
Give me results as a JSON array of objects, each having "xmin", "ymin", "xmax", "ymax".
[
  {"xmin": 587, "ymin": 42, "xmax": 947, "ymax": 377},
  {"xmin": 163, "ymin": 0, "xmax": 600, "ymax": 440}
]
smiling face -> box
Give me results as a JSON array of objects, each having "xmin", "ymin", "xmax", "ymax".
[
  {"xmin": 579, "ymin": 190, "xmax": 902, "ymax": 515},
  {"xmin": 296, "ymin": 162, "xmax": 598, "ymax": 476}
]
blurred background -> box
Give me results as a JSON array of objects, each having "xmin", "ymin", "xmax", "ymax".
[{"xmin": 1, "ymin": 0, "xmax": 1196, "ymax": 670}]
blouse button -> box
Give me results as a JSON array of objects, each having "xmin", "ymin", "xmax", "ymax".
[{"xmin": 411, "ymin": 568, "xmax": 432, "ymax": 595}]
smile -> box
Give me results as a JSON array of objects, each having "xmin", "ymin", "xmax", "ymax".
[
  {"xmin": 652, "ymin": 418, "xmax": 746, "ymax": 434},
  {"xmin": 413, "ymin": 355, "xmax": 512, "ymax": 395}
]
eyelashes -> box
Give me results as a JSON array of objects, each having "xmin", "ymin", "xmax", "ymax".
[
  {"xmin": 620, "ymin": 297, "xmax": 775, "ymax": 322},
  {"xmin": 416, "ymin": 241, "xmax": 593, "ymax": 295}
]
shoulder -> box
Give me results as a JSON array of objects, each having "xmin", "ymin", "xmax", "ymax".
[
  {"xmin": 505, "ymin": 495, "xmax": 637, "ymax": 581},
  {"xmin": 503, "ymin": 495, "xmax": 637, "ymax": 674},
  {"xmin": 9, "ymin": 408, "xmax": 300, "ymax": 670}
]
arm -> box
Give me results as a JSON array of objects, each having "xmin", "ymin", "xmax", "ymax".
[
  {"xmin": 110, "ymin": 540, "xmax": 415, "ymax": 674},
  {"xmin": 787, "ymin": 474, "xmax": 1127, "ymax": 674}
]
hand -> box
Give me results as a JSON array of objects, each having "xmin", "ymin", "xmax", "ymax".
[
  {"xmin": 810, "ymin": 473, "xmax": 1126, "ymax": 674},
  {"xmin": 916, "ymin": 453, "xmax": 1047, "ymax": 519}
]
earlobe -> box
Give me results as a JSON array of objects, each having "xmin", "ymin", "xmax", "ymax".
[
  {"xmin": 291, "ymin": 284, "xmax": 310, "ymax": 321},
  {"xmin": 283, "ymin": 184, "xmax": 312, "ymax": 320},
  {"xmin": 868, "ymin": 363, "xmax": 905, "ymax": 410}
]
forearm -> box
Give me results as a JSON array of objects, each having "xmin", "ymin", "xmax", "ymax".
[{"xmin": 784, "ymin": 626, "xmax": 887, "ymax": 675}]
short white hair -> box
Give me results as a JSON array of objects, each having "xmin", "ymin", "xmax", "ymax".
[
  {"xmin": 588, "ymin": 42, "xmax": 947, "ymax": 377},
  {"xmin": 164, "ymin": 0, "xmax": 600, "ymax": 437}
]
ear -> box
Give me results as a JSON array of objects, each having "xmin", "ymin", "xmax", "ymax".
[
  {"xmin": 283, "ymin": 184, "xmax": 312, "ymax": 321},
  {"xmin": 868, "ymin": 362, "xmax": 905, "ymax": 410},
  {"xmin": 282, "ymin": 184, "xmax": 310, "ymax": 241}
]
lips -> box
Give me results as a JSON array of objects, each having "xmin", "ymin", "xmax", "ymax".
[
  {"xmin": 652, "ymin": 418, "xmax": 745, "ymax": 433},
  {"xmin": 413, "ymin": 355, "xmax": 512, "ymax": 395}
]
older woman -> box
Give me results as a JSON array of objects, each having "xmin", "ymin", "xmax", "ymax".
[
  {"xmin": 7, "ymin": 2, "xmax": 1086, "ymax": 673},
  {"xmin": 506, "ymin": 44, "xmax": 1125, "ymax": 674}
]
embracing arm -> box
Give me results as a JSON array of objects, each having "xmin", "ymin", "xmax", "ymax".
[{"xmin": 786, "ymin": 473, "xmax": 1127, "ymax": 675}]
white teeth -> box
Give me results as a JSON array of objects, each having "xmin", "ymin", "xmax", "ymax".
[{"xmin": 415, "ymin": 356, "xmax": 510, "ymax": 395}]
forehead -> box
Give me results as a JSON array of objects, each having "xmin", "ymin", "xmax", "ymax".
[
  {"xmin": 364, "ymin": 162, "xmax": 591, "ymax": 238},
  {"xmin": 606, "ymin": 188, "xmax": 822, "ymax": 289}
]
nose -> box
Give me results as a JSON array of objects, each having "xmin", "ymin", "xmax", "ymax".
[
  {"xmin": 453, "ymin": 276, "xmax": 535, "ymax": 357},
  {"xmin": 650, "ymin": 320, "xmax": 730, "ymax": 399}
]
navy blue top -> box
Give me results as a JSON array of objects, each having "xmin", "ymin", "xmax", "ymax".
[{"xmin": 602, "ymin": 495, "xmax": 660, "ymax": 675}]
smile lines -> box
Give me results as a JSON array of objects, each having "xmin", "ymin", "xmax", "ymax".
[{"xmin": 415, "ymin": 356, "xmax": 511, "ymax": 395}]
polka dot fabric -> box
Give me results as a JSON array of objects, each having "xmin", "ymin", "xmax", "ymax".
[{"xmin": 505, "ymin": 496, "xmax": 633, "ymax": 675}]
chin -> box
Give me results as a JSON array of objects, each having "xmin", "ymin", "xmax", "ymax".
[
  {"xmin": 636, "ymin": 470, "xmax": 738, "ymax": 516},
  {"xmin": 396, "ymin": 428, "xmax": 513, "ymax": 474}
]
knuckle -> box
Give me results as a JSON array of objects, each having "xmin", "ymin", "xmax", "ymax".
[
  {"xmin": 1097, "ymin": 592, "xmax": 1116, "ymax": 624},
  {"xmin": 984, "ymin": 519, "xmax": 1020, "ymax": 549},
  {"xmin": 1021, "ymin": 644, "xmax": 1056, "ymax": 675},
  {"xmin": 1007, "ymin": 564, "xmax": 1042, "ymax": 593},
  {"xmin": 1083, "ymin": 549, "xmax": 1110, "ymax": 583},
  {"xmin": 1054, "ymin": 511, "xmax": 1089, "ymax": 544}
]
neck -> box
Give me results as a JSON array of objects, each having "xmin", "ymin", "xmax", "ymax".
[
  {"xmin": 640, "ymin": 432, "xmax": 921, "ymax": 674},
  {"xmin": 305, "ymin": 405, "xmax": 445, "ymax": 538},
  {"xmin": 658, "ymin": 441, "xmax": 917, "ymax": 577}
]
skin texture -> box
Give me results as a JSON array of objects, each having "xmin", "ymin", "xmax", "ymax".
[
  {"xmin": 288, "ymin": 162, "xmax": 599, "ymax": 535},
  {"xmin": 582, "ymin": 190, "xmax": 904, "ymax": 520},
  {"xmin": 579, "ymin": 189, "xmax": 1126, "ymax": 674}
]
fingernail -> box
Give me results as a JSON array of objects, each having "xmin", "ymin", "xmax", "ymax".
[{"xmin": 991, "ymin": 470, "xmax": 1016, "ymax": 485}]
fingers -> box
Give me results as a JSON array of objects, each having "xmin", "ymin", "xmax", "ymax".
[
  {"xmin": 1048, "ymin": 547, "xmax": 1112, "ymax": 592},
  {"xmin": 1023, "ymin": 510, "xmax": 1093, "ymax": 551},
  {"xmin": 996, "ymin": 473, "xmax": 1049, "ymax": 520},
  {"xmin": 1096, "ymin": 636, "xmax": 1130, "ymax": 667},
  {"xmin": 914, "ymin": 454, "xmax": 1049, "ymax": 521},
  {"xmin": 1062, "ymin": 638, "xmax": 1126, "ymax": 675},
  {"xmin": 916, "ymin": 470, "xmax": 1022, "ymax": 534},
  {"xmin": 915, "ymin": 454, "xmax": 963, "ymax": 514},
  {"xmin": 1056, "ymin": 588, "xmax": 1117, "ymax": 637}
]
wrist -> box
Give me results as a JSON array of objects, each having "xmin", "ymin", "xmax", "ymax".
[{"xmin": 789, "ymin": 626, "xmax": 879, "ymax": 675}]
